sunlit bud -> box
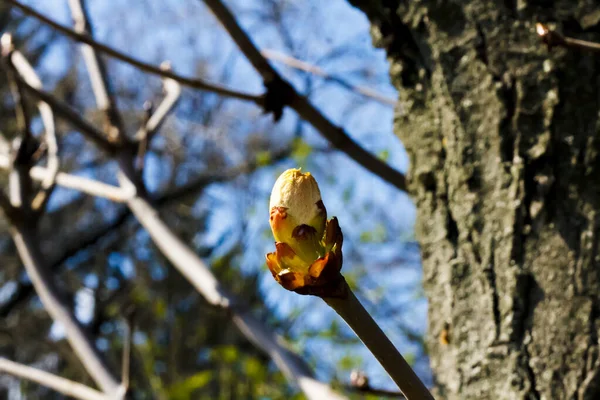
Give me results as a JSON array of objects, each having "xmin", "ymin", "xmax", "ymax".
[
  {"xmin": 269, "ymin": 169, "xmax": 327, "ymax": 263},
  {"xmin": 266, "ymin": 169, "xmax": 343, "ymax": 294}
]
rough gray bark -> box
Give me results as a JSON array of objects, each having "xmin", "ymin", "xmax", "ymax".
[{"xmin": 349, "ymin": 1, "xmax": 600, "ymax": 399}]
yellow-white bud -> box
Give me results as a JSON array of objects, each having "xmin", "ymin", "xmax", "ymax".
[{"xmin": 269, "ymin": 168, "xmax": 323, "ymax": 227}]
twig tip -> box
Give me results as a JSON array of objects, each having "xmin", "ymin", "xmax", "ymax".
[{"xmin": 1, "ymin": 33, "xmax": 14, "ymax": 56}]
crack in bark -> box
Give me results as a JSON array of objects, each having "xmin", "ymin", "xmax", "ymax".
[
  {"xmin": 523, "ymin": 342, "xmax": 542, "ymax": 400},
  {"xmin": 499, "ymin": 76, "xmax": 517, "ymax": 164},
  {"xmin": 485, "ymin": 239, "xmax": 501, "ymax": 340},
  {"xmin": 518, "ymin": 274, "xmax": 542, "ymax": 399}
]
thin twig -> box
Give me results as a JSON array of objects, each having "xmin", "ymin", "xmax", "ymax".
[
  {"xmin": 68, "ymin": 0, "xmax": 124, "ymax": 140},
  {"xmin": 135, "ymin": 101, "xmax": 153, "ymax": 171},
  {"xmin": 15, "ymin": 77, "xmax": 118, "ymax": 153},
  {"xmin": 201, "ymin": 0, "xmax": 407, "ymax": 191},
  {"xmin": 536, "ymin": 23, "xmax": 600, "ymax": 53},
  {"xmin": 1, "ymin": 35, "xmax": 32, "ymax": 137},
  {"xmin": 6, "ymin": 0, "xmax": 263, "ymax": 104},
  {"xmin": 323, "ymin": 280, "xmax": 433, "ymax": 400},
  {"xmin": 120, "ymin": 315, "xmax": 134, "ymax": 395},
  {"xmin": 262, "ymin": 49, "xmax": 396, "ymax": 106},
  {"xmin": 0, "ymin": 357, "xmax": 109, "ymax": 400},
  {"xmin": 7, "ymin": 48, "xmax": 60, "ymax": 211},
  {"xmin": 135, "ymin": 62, "xmax": 182, "ymax": 142},
  {"xmin": 0, "ymin": 153, "xmax": 133, "ymax": 202}
]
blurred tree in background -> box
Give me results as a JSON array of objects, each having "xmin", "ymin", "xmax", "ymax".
[{"xmin": 0, "ymin": 1, "xmax": 424, "ymax": 399}]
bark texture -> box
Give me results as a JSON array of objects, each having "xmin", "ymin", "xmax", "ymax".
[{"xmin": 349, "ymin": 1, "xmax": 600, "ymax": 399}]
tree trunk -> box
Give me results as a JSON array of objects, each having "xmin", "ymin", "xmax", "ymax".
[{"xmin": 349, "ymin": 1, "xmax": 600, "ymax": 398}]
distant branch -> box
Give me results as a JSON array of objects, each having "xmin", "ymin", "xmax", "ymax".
[
  {"xmin": 9, "ymin": 188, "xmax": 120, "ymax": 395},
  {"xmin": 262, "ymin": 49, "xmax": 396, "ymax": 106},
  {"xmin": 202, "ymin": 0, "xmax": 407, "ymax": 191},
  {"xmin": 15, "ymin": 77, "xmax": 118, "ymax": 153},
  {"xmin": 0, "ymin": 153, "xmax": 133, "ymax": 202},
  {"xmin": 2, "ymin": 35, "xmax": 32, "ymax": 138},
  {"xmin": 6, "ymin": 0, "xmax": 263, "ymax": 104},
  {"xmin": 0, "ymin": 357, "xmax": 108, "ymax": 400},
  {"xmin": 7, "ymin": 46, "xmax": 60, "ymax": 212},
  {"xmin": 135, "ymin": 62, "xmax": 181, "ymax": 142},
  {"xmin": 68, "ymin": 0, "xmax": 124, "ymax": 140}
]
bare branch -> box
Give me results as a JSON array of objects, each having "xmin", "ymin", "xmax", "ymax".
[
  {"xmin": 6, "ymin": 0, "xmax": 262, "ymax": 104},
  {"xmin": 0, "ymin": 189, "xmax": 12, "ymax": 216},
  {"xmin": 0, "ymin": 153, "xmax": 133, "ymax": 202},
  {"xmin": 202, "ymin": 0, "xmax": 407, "ymax": 191},
  {"xmin": 7, "ymin": 49, "xmax": 60, "ymax": 211},
  {"xmin": 68, "ymin": 0, "xmax": 124, "ymax": 140},
  {"xmin": 1, "ymin": 34, "xmax": 32, "ymax": 137},
  {"xmin": 7, "ymin": 158, "xmax": 120, "ymax": 395},
  {"xmin": 9, "ymin": 223, "xmax": 121, "ymax": 395},
  {"xmin": 120, "ymin": 314, "xmax": 134, "ymax": 395},
  {"xmin": 15, "ymin": 78, "xmax": 118, "ymax": 153},
  {"xmin": 0, "ymin": 357, "xmax": 109, "ymax": 400},
  {"xmin": 67, "ymin": 0, "xmax": 117, "ymax": 113},
  {"xmin": 262, "ymin": 49, "xmax": 396, "ymax": 106}
]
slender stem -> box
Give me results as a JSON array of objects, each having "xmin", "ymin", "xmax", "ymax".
[
  {"xmin": 0, "ymin": 357, "xmax": 109, "ymax": 400},
  {"xmin": 564, "ymin": 37, "xmax": 600, "ymax": 52},
  {"xmin": 323, "ymin": 281, "xmax": 434, "ymax": 400},
  {"xmin": 262, "ymin": 49, "xmax": 396, "ymax": 106},
  {"xmin": 536, "ymin": 23, "xmax": 600, "ymax": 53},
  {"xmin": 134, "ymin": 69, "xmax": 181, "ymax": 141}
]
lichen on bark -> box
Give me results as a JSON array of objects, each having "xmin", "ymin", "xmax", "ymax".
[{"xmin": 349, "ymin": 1, "xmax": 600, "ymax": 398}]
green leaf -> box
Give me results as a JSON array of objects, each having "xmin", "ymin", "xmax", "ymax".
[
  {"xmin": 255, "ymin": 150, "xmax": 272, "ymax": 166},
  {"xmin": 359, "ymin": 223, "xmax": 387, "ymax": 243},
  {"xmin": 167, "ymin": 371, "xmax": 213, "ymax": 400},
  {"xmin": 342, "ymin": 185, "xmax": 354, "ymax": 204},
  {"xmin": 338, "ymin": 354, "xmax": 362, "ymax": 371},
  {"xmin": 291, "ymin": 138, "xmax": 312, "ymax": 163},
  {"xmin": 377, "ymin": 149, "xmax": 390, "ymax": 162}
]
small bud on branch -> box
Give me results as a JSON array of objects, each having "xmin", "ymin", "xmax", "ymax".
[
  {"xmin": 267, "ymin": 169, "xmax": 344, "ymax": 296},
  {"xmin": 536, "ymin": 23, "xmax": 600, "ymax": 53}
]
